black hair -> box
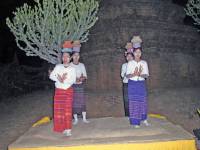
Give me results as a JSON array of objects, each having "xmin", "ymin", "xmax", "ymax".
[
  {"xmin": 61, "ymin": 51, "xmax": 72, "ymax": 57},
  {"xmin": 133, "ymin": 47, "xmax": 142, "ymax": 52},
  {"xmin": 72, "ymin": 51, "xmax": 80, "ymax": 56},
  {"xmin": 126, "ymin": 52, "xmax": 134, "ymax": 57}
]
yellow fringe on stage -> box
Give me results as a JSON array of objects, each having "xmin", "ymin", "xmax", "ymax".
[
  {"xmin": 9, "ymin": 139, "xmax": 196, "ymax": 150},
  {"xmin": 148, "ymin": 113, "xmax": 167, "ymax": 119},
  {"xmin": 32, "ymin": 116, "xmax": 51, "ymax": 127}
]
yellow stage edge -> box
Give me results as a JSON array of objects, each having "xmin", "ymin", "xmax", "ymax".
[{"xmin": 9, "ymin": 139, "xmax": 197, "ymax": 150}]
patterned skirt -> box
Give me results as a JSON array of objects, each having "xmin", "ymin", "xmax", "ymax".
[
  {"xmin": 53, "ymin": 87, "xmax": 73, "ymax": 132},
  {"xmin": 123, "ymin": 83, "xmax": 129, "ymax": 116},
  {"xmin": 72, "ymin": 84, "xmax": 86, "ymax": 114},
  {"xmin": 128, "ymin": 80, "xmax": 148, "ymax": 125}
]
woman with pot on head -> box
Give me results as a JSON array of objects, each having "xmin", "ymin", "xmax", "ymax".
[
  {"xmin": 121, "ymin": 42, "xmax": 134, "ymax": 116},
  {"xmin": 49, "ymin": 41, "xmax": 76, "ymax": 136},
  {"xmin": 70, "ymin": 40, "xmax": 89, "ymax": 125},
  {"xmin": 126, "ymin": 36, "xmax": 150, "ymax": 128}
]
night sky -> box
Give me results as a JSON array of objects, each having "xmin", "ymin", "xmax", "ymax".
[
  {"xmin": 0, "ymin": 0, "xmax": 192, "ymax": 66},
  {"xmin": 0, "ymin": 0, "xmax": 42, "ymax": 66}
]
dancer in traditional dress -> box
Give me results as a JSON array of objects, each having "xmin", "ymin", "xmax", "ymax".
[
  {"xmin": 49, "ymin": 41, "xmax": 76, "ymax": 136},
  {"xmin": 121, "ymin": 42, "xmax": 134, "ymax": 116},
  {"xmin": 126, "ymin": 36, "xmax": 150, "ymax": 128},
  {"xmin": 70, "ymin": 40, "xmax": 89, "ymax": 125}
]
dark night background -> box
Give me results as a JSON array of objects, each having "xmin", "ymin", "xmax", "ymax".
[
  {"xmin": 0, "ymin": 0, "xmax": 51, "ymax": 100},
  {"xmin": 0, "ymin": 0, "xmax": 43, "ymax": 65}
]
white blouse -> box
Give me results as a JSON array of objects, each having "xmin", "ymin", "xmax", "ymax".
[
  {"xmin": 49, "ymin": 64, "xmax": 76, "ymax": 89},
  {"xmin": 126, "ymin": 60, "xmax": 149, "ymax": 81},
  {"xmin": 70, "ymin": 62, "xmax": 87, "ymax": 84},
  {"xmin": 121, "ymin": 62, "xmax": 128, "ymax": 83}
]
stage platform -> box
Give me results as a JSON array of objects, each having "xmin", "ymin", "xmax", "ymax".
[{"xmin": 9, "ymin": 117, "xmax": 196, "ymax": 150}]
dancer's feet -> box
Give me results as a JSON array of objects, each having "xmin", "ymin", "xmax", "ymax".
[
  {"xmin": 82, "ymin": 112, "xmax": 90, "ymax": 123},
  {"xmin": 83, "ymin": 119, "xmax": 90, "ymax": 123},
  {"xmin": 133, "ymin": 125, "xmax": 140, "ymax": 128},
  {"xmin": 73, "ymin": 114, "xmax": 78, "ymax": 125},
  {"xmin": 142, "ymin": 120, "xmax": 150, "ymax": 126},
  {"xmin": 73, "ymin": 119, "xmax": 79, "ymax": 125},
  {"xmin": 63, "ymin": 129, "xmax": 72, "ymax": 136}
]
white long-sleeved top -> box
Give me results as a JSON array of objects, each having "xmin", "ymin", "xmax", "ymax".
[
  {"xmin": 70, "ymin": 62, "xmax": 87, "ymax": 84},
  {"xmin": 49, "ymin": 64, "xmax": 76, "ymax": 90},
  {"xmin": 121, "ymin": 62, "xmax": 128, "ymax": 83},
  {"xmin": 126, "ymin": 60, "xmax": 149, "ymax": 81}
]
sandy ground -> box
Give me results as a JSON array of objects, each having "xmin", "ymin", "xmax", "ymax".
[{"xmin": 0, "ymin": 88, "xmax": 200, "ymax": 150}]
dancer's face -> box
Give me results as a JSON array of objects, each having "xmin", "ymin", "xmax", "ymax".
[
  {"xmin": 62, "ymin": 53, "xmax": 71, "ymax": 64},
  {"xmin": 134, "ymin": 49, "xmax": 142, "ymax": 60},
  {"xmin": 72, "ymin": 52, "xmax": 80, "ymax": 63},
  {"xmin": 126, "ymin": 53, "xmax": 133, "ymax": 62}
]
